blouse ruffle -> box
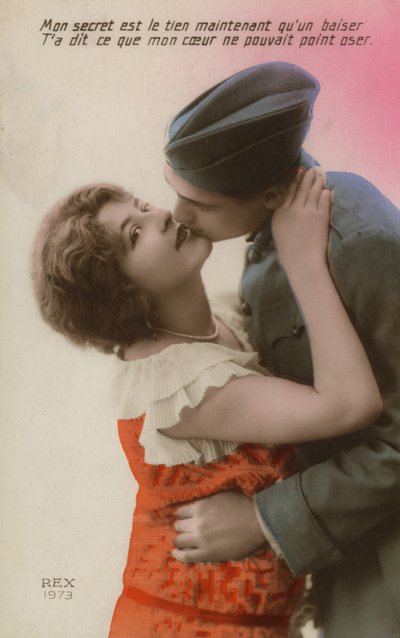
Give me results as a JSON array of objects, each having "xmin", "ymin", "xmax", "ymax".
[{"xmin": 115, "ymin": 342, "xmax": 262, "ymax": 466}]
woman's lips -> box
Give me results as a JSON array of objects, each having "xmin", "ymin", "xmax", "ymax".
[{"xmin": 175, "ymin": 224, "xmax": 191, "ymax": 249}]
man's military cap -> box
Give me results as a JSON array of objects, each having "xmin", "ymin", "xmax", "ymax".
[{"xmin": 165, "ymin": 61, "xmax": 320, "ymax": 192}]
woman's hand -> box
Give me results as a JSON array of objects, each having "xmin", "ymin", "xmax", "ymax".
[{"xmin": 271, "ymin": 168, "xmax": 332, "ymax": 274}]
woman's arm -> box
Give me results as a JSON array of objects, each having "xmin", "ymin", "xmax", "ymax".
[{"xmin": 165, "ymin": 169, "xmax": 382, "ymax": 444}]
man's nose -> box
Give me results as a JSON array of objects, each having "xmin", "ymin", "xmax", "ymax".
[{"xmin": 171, "ymin": 199, "xmax": 194, "ymax": 225}]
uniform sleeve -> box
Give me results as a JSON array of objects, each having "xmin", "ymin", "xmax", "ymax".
[{"xmin": 255, "ymin": 228, "xmax": 400, "ymax": 575}]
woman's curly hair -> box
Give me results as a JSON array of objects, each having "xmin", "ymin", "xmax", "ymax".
[{"xmin": 32, "ymin": 184, "xmax": 158, "ymax": 354}]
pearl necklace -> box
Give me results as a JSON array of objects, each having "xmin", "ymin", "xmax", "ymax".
[{"xmin": 154, "ymin": 317, "xmax": 219, "ymax": 342}]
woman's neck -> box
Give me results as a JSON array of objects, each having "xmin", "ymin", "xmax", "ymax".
[
  {"xmin": 122, "ymin": 279, "xmax": 244, "ymax": 361},
  {"xmin": 156, "ymin": 279, "xmax": 213, "ymax": 338}
]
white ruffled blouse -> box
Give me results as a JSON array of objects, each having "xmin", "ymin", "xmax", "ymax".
[{"xmin": 113, "ymin": 304, "xmax": 265, "ymax": 467}]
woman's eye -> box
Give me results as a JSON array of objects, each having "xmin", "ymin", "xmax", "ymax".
[
  {"xmin": 129, "ymin": 226, "xmax": 141, "ymax": 246},
  {"xmin": 141, "ymin": 202, "xmax": 150, "ymax": 212}
]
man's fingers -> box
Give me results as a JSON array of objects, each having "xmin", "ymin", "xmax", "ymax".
[
  {"xmin": 172, "ymin": 548, "xmax": 208, "ymax": 563},
  {"xmin": 174, "ymin": 518, "xmax": 196, "ymax": 533},
  {"xmin": 175, "ymin": 503, "xmax": 195, "ymax": 519},
  {"xmin": 174, "ymin": 532, "xmax": 198, "ymax": 550}
]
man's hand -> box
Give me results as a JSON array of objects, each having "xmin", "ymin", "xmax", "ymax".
[{"xmin": 172, "ymin": 491, "xmax": 268, "ymax": 563}]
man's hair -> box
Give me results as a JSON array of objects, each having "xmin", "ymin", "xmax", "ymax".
[
  {"xmin": 32, "ymin": 184, "xmax": 157, "ymax": 354},
  {"xmin": 228, "ymin": 162, "xmax": 299, "ymax": 201}
]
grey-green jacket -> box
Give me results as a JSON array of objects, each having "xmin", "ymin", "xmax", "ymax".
[{"xmin": 242, "ymin": 152, "xmax": 400, "ymax": 637}]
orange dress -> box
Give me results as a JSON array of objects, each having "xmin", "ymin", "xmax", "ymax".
[{"xmin": 108, "ymin": 335, "xmax": 303, "ymax": 638}]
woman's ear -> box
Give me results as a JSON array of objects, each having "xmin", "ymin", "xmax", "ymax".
[{"xmin": 263, "ymin": 185, "xmax": 287, "ymax": 210}]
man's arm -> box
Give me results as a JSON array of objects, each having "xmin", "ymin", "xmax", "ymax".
[
  {"xmin": 174, "ymin": 229, "xmax": 400, "ymax": 573},
  {"xmin": 258, "ymin": 228, "xmax": 400, "ymax": 575}
]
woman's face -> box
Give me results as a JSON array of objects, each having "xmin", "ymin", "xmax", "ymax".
[{"xmin": 96, "ymin": 196, "xmax": 212, "ymax": 296}]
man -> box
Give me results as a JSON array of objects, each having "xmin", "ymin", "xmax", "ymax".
[{"xmin": 164, "ymin": 62, "xmax": 400, "ymax": 637}]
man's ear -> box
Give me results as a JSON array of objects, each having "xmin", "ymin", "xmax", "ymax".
[{"xmin": 264, "ymin": 185, "xmax": 287, "ymax": 210}]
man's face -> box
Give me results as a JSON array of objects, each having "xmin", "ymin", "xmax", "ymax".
[{"xmin": 164, "ymin": 164, "xmax": 271, "ymax": 242}]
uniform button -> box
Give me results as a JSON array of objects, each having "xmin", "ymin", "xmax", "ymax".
[
  {"xmin": 247, "ymin": 245, "xmax": 262, "ymax": 263},
  {"xmin": 291, "ymin": 325, "xmax": 305, "ymax": 338},
  {"xmin": 241, "ymin": 302, "xmax": 252, "ymax": 316}
]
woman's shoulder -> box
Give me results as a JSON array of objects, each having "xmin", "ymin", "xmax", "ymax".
[
  {"xmin": 114, "ymin": 340, "xmax": 262, "ymax": 467},
  {"xmin": 113, "ymin": 339, "xmax": 261, "ymax": 419}
]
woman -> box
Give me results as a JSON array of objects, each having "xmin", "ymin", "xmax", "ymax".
[{"xmin": 32, "ymin": 168, "xmax": 381, "ymax": 637}]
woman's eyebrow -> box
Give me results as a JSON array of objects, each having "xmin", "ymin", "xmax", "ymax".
[
  {"xmin": 120, "ymin": 215, "xmax": 133, "ymax": 234},
  {"xmin": 119, "ymin": 197, "xmax": 142, "ymax": 239}
]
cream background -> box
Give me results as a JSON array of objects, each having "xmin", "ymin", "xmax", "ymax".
[{"xmin": 1, "ymin": 1, "xmax": 398, "ymax": 636}]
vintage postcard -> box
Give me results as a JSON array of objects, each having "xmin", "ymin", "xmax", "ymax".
[{"xmin": 1, "ymin": 0, "xmax": 399, "ymax": 636}]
